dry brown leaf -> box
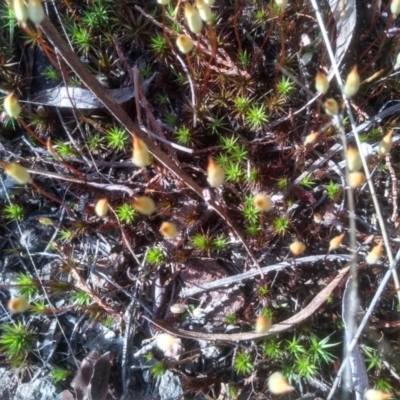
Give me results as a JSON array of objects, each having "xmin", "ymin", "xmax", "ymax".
[{"xmin": 71, "ymin": 349, "xmax": 101, "ymax": 400}]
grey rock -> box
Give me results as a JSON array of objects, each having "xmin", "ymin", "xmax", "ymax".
[
  {"xmin": 83, "ymin": 323, "xmax": 124, "ymax": 358},
  {"xmin": 0, "ymin": 367, "xmax": 19, "ymax": 400},
  {"xmin": 198, "ymin": 339, "xmax": 223, "ymax": 359},
  {"xmin": 159, "ymin": 370, "xmax": 183, "ymax": 400},
  {"xmin": 2, "ymin": 272, "xmax": 21, "ymax": 298},
  {"xmin": 142, "ymin": 369, "xmax": 151, "ymax": 383},
  {"xmin": 0, "ymin": 176, "xmax": 19, "ymax": 200},
  {"xmin": 14, "ymin": 376, "xmax": 58, "ymax": 400},
  {"xmin": 40, "ymin": 318, "xmax": 62, "ymax": 363},
  {"xmin": 19, "ymin": 228, "xmax": 42, "ymax": 252}
]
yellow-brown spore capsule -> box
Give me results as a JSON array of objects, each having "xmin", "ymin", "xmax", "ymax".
[
  {"xmin": 132, "ymin": 196, "xmax": 156, "ymax": 215},
  {"xmin": 346, "ymin": 145, "xmax": 362, "ymax": 172},
  {"xmin": 329, "ymin": 233, "xmax": 345, "ymax": 252},
  {"xmin": 95, "ymin": 198, "xmax": 109, "ymax": 217},
  {"xmin": 8, "ymin": 297, "xmax": 30, "ymax": 313},
  {"xmin": 315, "ymin": 72, "xmax": 329, "ymax": 95},
  {"xmin": 176, "ymin": 35, "xmax": 194, "ymax": 54},
  {"xmin": 274, "ymin": 0, "xmax": 288, "ymax": 10},
  {"xmin": 324, "ymin": 98, "xmax": 339, "ymax": 115},
  {"xmin": 196, "ymin": 0, "xmax": 212, "ymax": 23},
  {"xmin": 378, "ymin": 130, "xmax": 393, "ymax": 157},
  {"xmin": 344, "ymin": 66, "xmax": 360, "ymax": 98},
  {"xmin": 159, "ymin": 221, "xmax": 178, "ymax": 238},
  {"xmin": 366, "ymin": 241, "xmax": 383, "ymax": 265},
  {"xmin": 4, "ymin": 93, "xmax": 21, "ymax": 118},
  {"xmin": 170, "ymin": 304, "xmax": 187, "ymax": 314},
  {"xmin": 38, "ymin": 217, "xmax": 53, "ymax": 226},
  {"xmin": 254, "ymin": 194, "xmax": 273, "ymax": 212},
  {"xmin": 156, "ymin": 333, "xmax": 178, "ymax": 351},
  {"xmin": 289, "ymin": 241, "xmax": 306, "ymax": 256},
  {"xmin": 391, "ymin": 0, "xmax": 400, "ymax": 18},
  {"xmin": 13, "ymin": 0, "xmax": 28, "ymax": 23},
  {"xmin": 348, "ymin": 172, "xmax": 366, "ymax": 188},
  {"xmin": 364, "ymin": 389, "xmax": 392, "ymax": 400},
  {"xmin": 255, "ymin": 315, "xmax": 271, "ymax": 333},
  {"xmin": 268, "ymin": 372, "xmax": 294, "ymax": 395},
  {"xmin": 207, "ymin": 156, "xmax": 225, "ymax": 187},
  {"xmin": 3, "ymin": 163, "xmax": 32, "ymax": 184},
  {"xmin": 313, "ymin": 212, "xmax": 322, "ymax": 224},
  {"xmin": 28, "ymin": 0, "xmax": 46, "ymax": 25},
  {"xmin": 184, "ymin": 3, "xmax": 203, "ymax": 33},
  {"xmin": 304, "ymin": 132, "xmax": 319, "ymax": 146},
  {"xmin": 132, "ymin": 136, "xmax": 150, "ymax": 167}
]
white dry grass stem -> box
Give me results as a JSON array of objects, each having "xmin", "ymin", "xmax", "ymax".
[
  {"xmin": 175, "ymin": 54, "xmax": 197, "ymax": 127},
  {"xmin": 309, "ymin": 0, "xmax": 359, "ymax": 392},
  {"xmin": 310, "ymin": 0, "xmax": 400, "ymax": 396}
]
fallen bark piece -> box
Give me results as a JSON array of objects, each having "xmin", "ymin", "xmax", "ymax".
[
  {"xmin": 180, "ymin": 258, "xmax": 245, "ymax": 321},
  {"xmin": 342, "ymin": 278, "xmax": 369, "ymax": 399},
  {"xmin": 31, "ymin": 86, "xmax": 135, "ymax": 109},
  {"xmin": 71, "ymin": 349, "xmax": 112, "ymax": 400},
  {"xmin": 158, "ymin": 264, "xmax": 350, "ymax": 342}
]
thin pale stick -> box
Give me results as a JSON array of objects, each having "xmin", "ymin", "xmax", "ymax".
[
  {"xmin": 27, "ymin": 167, "xmax": 137, "ymax": 196},
  {"xmin": 310, "ymin": 0, "xmax": 400, "ymax": 396},
  {"xmin": 180, "ymin": 254, "xmax": 351, "ymax": 298},
  {"xmin": 385, "ymin": 154, "xmax": 398, "ymax": 223}
]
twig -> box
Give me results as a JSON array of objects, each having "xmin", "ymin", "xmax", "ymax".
[
  {"xmin": 175, "ymin": 54, "xmax": 197, "ymax": 127},
  {"xmin": 309, "ymin": 2, "xmax": 400, "ymax": 393},
  {"xmin": 383, "ymin": 360, "xmax": 400, "ymax": 383},
  {"xmin": 41, "ymin": 207, "xmax": 66, "ymax": 256},
  {"xmin": 27, "ymin": 167, "xmax": 137, "ymax": 196},
  {"xmin": 133, "ymin": 66, "xmax": 143, "ymax": 126},
  {"xmin": 140, "ymin": 125, "xmax": 194, "ymax": 154},
  {"xmin": 335, "ymin": 118, "xmax": 359, "ymax": 396},
  {"xmin": 294, "ymin": 134, "xmax": 400, "ymax": 186},
  {"xmin": 267, "ymin": 95, "xmax": 400, "ymax": 132},
  {"xmin": 31, "ymin": 180, "xmax": 74, "ymax": 218},
  {"xmin": 180, "ymin": 254, "xmax": 351, "ymax": 298},
  {"xmin": 56, "ymin": 109, "xmax": 90, "ymax": 164},
  {"xmin": 66, "ymin": 258, "xmax": 120, "ymax": 317},
  {"xmin": 93, "ymin": 269, "xmax": 153, "ymax": 316},
  {"xmin": 121, "ymin": 300, "xmax": 135, "ymax": 400},
  {"xmin": 385, "ymin": 153, "xmax": 398, "ymax": 223},
  {"xmin": 132, "ymin": 66, "xmax": 193, "ymax": 153}
]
